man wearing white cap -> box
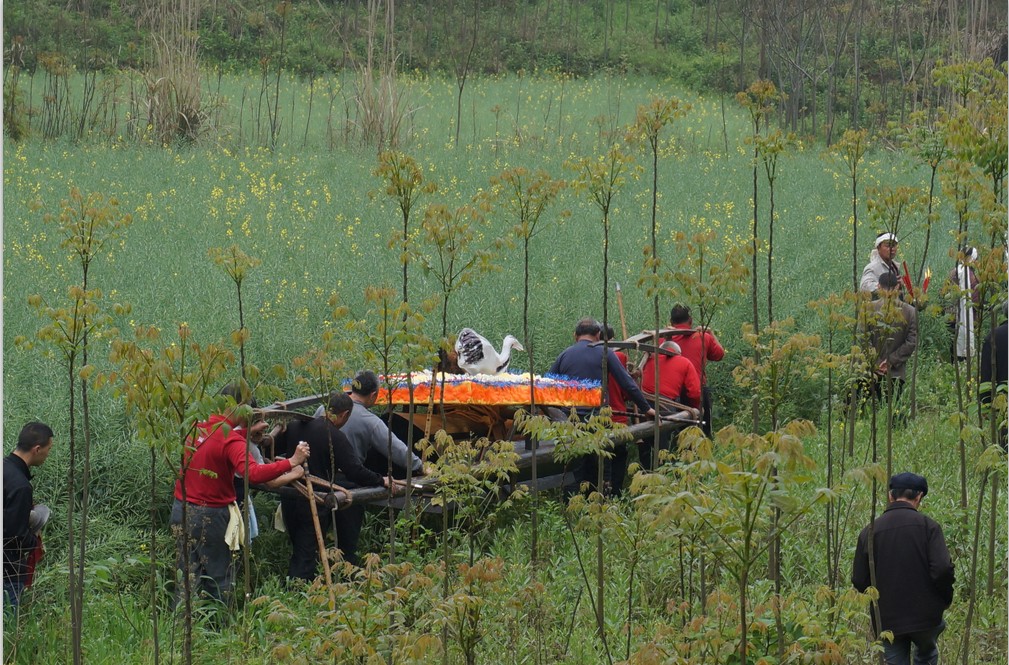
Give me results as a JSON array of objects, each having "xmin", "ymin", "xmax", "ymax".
[{"xmin": 860, "ymin": 232, "xmax": 903, "ymax": 294}]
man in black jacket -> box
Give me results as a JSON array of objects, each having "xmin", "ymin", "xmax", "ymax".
[
  {"xmin": 3, "ymin": 422, "xmax": 54, "ymax": 609},
  {"xmin": 852, "ymin": 472, "xmax": 954, "ymax": 665},
  {"xmin": 278, "ymin": 391, "xmax": 390, "ymax": 579}
]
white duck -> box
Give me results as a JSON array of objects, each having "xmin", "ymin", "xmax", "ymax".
[{"xmin": 454, "ymin": 328, "xmax": 525, "ymax": 375}]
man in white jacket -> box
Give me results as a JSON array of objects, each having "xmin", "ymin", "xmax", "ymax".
[{"xmin": 860, "ymin": 232, "xmax": 903, "ymax": 295}]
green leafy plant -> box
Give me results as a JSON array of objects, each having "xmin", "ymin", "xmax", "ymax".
[
  {"xmin": 106, "ymin": 322, "xmax": 236, "ymax": 665},
  {"xmin": 482, "ymin": 166, "xmax": 567, "ymax": 567},
  {"xmin": 17, "ymin": 187, "xmax": 132, "ymax": 665},
  {"xmin": 636, "ymin": 420, "xmax": 828, "ymax": 665}
]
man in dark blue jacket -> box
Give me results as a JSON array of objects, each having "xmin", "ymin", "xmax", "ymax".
[
  {"xmin": 550, "ymin": 318, "xmax": 655, "ymax": 494},
  {"xmin": 852, "ymin": 473, "xmax": 954, "ymax": 665},
  {"xmin": 4, "ymin": 422, "xmax": 54, "ymax": 609}
]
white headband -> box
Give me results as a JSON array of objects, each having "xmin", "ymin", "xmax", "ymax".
[{"xmin": 875, "ymin": 232, "xmax": 897, "ymax": 247}]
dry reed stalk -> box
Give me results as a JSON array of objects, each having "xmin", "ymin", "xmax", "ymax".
[{"xmin": 145, "ymin": 0, "xmax": 205, "ymax": 143}]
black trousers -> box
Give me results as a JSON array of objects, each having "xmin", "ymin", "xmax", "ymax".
[
  {"xmin": 701, "ymin": 385, "xmax": 713, "ymax": 438},
  {"xmin": 281, "ymin": 498, "xmax": 367, "ymax": 581}
]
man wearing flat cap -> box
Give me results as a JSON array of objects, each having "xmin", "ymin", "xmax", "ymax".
[
  {"xmin": 852, "ymin": 472, "xmax": 954, "ymax": 665},
  {"xmin": 860, "ymin": 232, "xmax": 903, "ymax": 295}
]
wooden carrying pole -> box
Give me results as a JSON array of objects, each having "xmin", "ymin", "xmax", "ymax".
[
  {"xmin": 302, "ymin": 470, "xmax": 337, "ymax": 608},
  {"xmin": 615, "ymin": 282, "xmax": 629, "ymax": 340}
]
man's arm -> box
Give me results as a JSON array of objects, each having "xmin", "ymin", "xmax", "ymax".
[
  {"xmin": 887, "ymin": 307, "xmax": 918, "ymax": 370},
  {"xmin": 683, "ymin": 362, "xmax": 702, "ymax": 408},
  {"xmin": 226, "ymin": 434, "xmax": 295, "ymax": 484},
  {"xmin": 329, "ymin": 426, "xmax": 384, "ymax": 487},
  {"xmin": 549, "ymin": 352, "xmax": 564, "ymax": 376},
  {"xmin": 851, "ymin": 528, "xmax": 871, "ymax": 592},
  {"xmin": 367, "ymin": 416, "xmax": 422, "ymax": 472},
  {"xmin": 928, "ymin": 521, "xmax": 955, "ymax": 607},
  {"xmin": 3, "ymin": 483, "xmax": 37, "ymax": 556},
  {"xmin": 704, "ymin": 332, "xmax": 725, "ymax": 361},
  {"xmin": 859, "ymin": 263, "xmax": 878, "ymax": 293},
  {"xmin": 259, "ymin": 464, "xmax": 306, "ymax": 489}
]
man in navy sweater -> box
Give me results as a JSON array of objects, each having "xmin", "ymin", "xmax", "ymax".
[{"xmin": 550, "ymin": 318, "xmax": 655, "ymax": 494}]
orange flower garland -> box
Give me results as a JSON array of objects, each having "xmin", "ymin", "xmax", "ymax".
[{"xmin": 371, "ymin": 371, "xmax": 602, "ymax": 407}]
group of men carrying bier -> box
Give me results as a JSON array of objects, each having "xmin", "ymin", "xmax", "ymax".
[
  {"xmin": 2, "ymin": 250, "xmax": 976, "ymax": 665},
  {"xmin": 155, "ymin": 303, "xmax": 724, "ymax": 609},
  {"xmin": 549, "ymin": 305, "xmax": 723, "ymax": 495}
]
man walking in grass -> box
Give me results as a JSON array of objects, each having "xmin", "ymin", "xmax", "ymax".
[
  {"xmin": 852, "ymin": 472, "xmax": 954, "ymax": 665},
  {"xmin": 3, "ymin": 422, "xmax": 54, "ymax": 610},
  {"xmin": 865, "ymin": 271, "xmax": 918, "ymax": 406}
]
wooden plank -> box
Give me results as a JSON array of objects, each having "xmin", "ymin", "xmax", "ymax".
[
  {"xmin": 621, "ymin": 328, "xmax": 699, "ymax": 345},
  {"xmin": 257, "ymin": 413, "xmax": 691, "ymax": 512},
  {"xmin": 587, "ymin": 340, "xmax": 677, "ymax": 356}
]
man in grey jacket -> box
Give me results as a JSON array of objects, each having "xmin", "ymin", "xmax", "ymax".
[{"xmin": 316, "ymin": 370, "xmax": 424, "ymax": 476}]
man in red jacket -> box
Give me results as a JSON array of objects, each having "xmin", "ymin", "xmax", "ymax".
[
  {"xmin": 638, "ymin": 340, "xmax": 701, "ymax": 468},
  {"xmin": 172, "ymin": 385, "xmax": 309, "ymax": 606},
  {"xmin": 668, "ymin": 304, "xmax": 725, "ymax": 437}
]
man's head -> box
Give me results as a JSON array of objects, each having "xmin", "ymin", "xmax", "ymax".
[
  {"xmin": 16, "ymin": 421, "xmax": 54, "ymax": 467},
  {"xmin": 219, "ymin": 381, "xmax": 258, "ymax": 425},
  {"xmin": 325, "ymin": 391, "xmax": 354, "ymax": 428},
  {"xmin": 601, "ymin": 324, "xmax": 617, "ymax": 342},
  {"xmin": 669, "ymin": 304, "xmax": 692, "ymax": 326},
  {"xmin": 660, "ymin": 340, "xmax": 682, "ymax": 355},
  {"xmin": 878, "ymin": 271, "xmax": 900, "ymax": 294},
  {"xmin": 574, "ymin": 318, "xmax": 601, "ymax": 341},
  {"xmin": 350, "ymin": 370, "xmax": 380, "ymax": 406},
  {"xmin": 875, "ymin": 232, "xmax": 898, "ymax": 262},
  {"xmin": 888, "ymin": 472, "xmax": 927, "ymax": 505}
]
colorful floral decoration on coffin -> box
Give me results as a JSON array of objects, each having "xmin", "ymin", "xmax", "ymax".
[{"xmin": 368, "ymin": 371, "xmax": 602, "ymax": 407}]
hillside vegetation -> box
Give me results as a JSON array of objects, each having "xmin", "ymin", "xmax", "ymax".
[{"xmin": 4, "ymin": 0, "xmax": 1007, "ymax": 145}]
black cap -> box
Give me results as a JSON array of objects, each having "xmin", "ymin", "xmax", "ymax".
[{"xmin": 889, "ymin": 472, "xmax": 928, "ymax": 496}]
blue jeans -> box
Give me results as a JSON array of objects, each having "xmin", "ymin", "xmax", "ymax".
[
  {"xmin": 883, "ymin": 621, "xmax": 945, "ymax": 665},
  {"xmin": 3, "ymin": 576, "xmax": 25, "ymax": 613}
]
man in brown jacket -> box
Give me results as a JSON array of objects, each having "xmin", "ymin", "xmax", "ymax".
[
  {"xmin": 852, "ymin": 472, "xmax": 954, "ymax": 665},
  {"xmin": 865, "ymin": 271, "xmax": 918, "ymax": 404}
]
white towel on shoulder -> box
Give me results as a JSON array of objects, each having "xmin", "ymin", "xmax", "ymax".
[{"xmin": 224, "ymin": 503, "xmax": 245, "ymax": 551}]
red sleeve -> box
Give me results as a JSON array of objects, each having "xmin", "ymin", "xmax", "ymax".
[
  {"xmin": 705, "ymin": 332, "xmax": 725, "ymax": 361},
  {"xmin": 684, "ymin": 362, "xmax": 702, "ymax": 408},
  {"xmin": 226, "ymin": 433, "xmax": 293, "ymax": 483}
]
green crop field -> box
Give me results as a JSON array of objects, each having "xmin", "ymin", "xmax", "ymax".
[{"xmin": 2, "ymin": 71, "xmax": 1006, "ymax": 664}]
